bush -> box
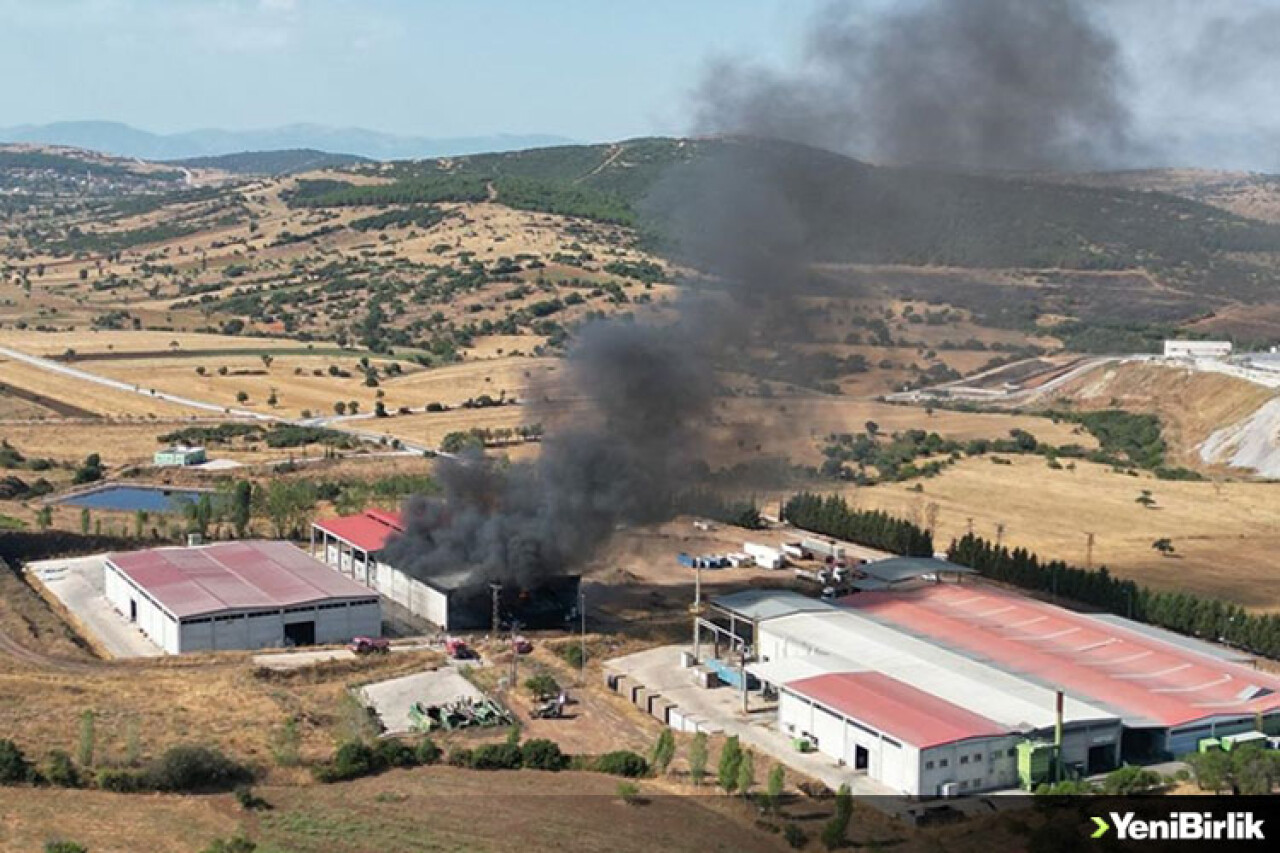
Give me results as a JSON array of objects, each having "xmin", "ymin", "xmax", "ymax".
[
  {"xmin": 45, "ymin": 750, "xmax": 80, "ymax": 788},
  {"xmin": 145, "ymin": 746, "xmax": 253, "ymax": 793},
  {"xmin": 415, "ymin": 738, "xmax": 441, "ymax": 765},
  {"xmin": 234, "ymin": 784, "xmax": 270, "ymax": 811},
  {"xmin": 469, "ymin": 742, "xmax": 523, "ymax": 771},
  {"xmin": 521, "ymin": 739, "xmax": 568, "ymax": 771},
  {"xmin": 558, "ymin": 643, "xmax": 586, "ymax": 669},
  {"xmin": 524, "ymin": 673, "xmax": 559, "ymax": 698},
  {"xmin": 315, "ymin": 741, "xmax": 378, "ymax": 783},
  {"xmin": 783, "ymin": 824, "xmax": 808, "ymax": 850},
  {"xmin": 617, "ymin": 781, "xmax": 641, "ymax": 805},
  {"xmin": 95, "ymin": 768, "xmax": 147, "ymax": 793},
  {"xmin": 595, "ymin": 751, "xmax": 648, "ymax": 778},
  {"xmin": 372, "ymin": 738, "xmax": 418, "ymax": 769},
  {"xmin": 446, "ymin": 747, "xmax": 473, "ymax": 768},
  {"xmin": 0, "ymin": 739, "xmax": 32, "ymax": 784},
  {"xmin": 44, "ymin": 843, "xmax": 87, "ymax": 853}
]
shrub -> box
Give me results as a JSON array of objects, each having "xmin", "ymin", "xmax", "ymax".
[
  {"xmin": 235, "ymin": 784, "xmax": 271, "ymax": 811},
  {"xmin": 315, "ymin": 741, "xmax": 378, "ymax": 783},
  {"xmin": 524, "ymin": 673, "xmax": 559, "ymax": 698},
  {"xmin": 45, "ymin": 750, "xmax": 80, "ymax": 788},
  {"xmin": 0, "ymin": 739, "xmax": 32, "ymax": 784},
  {"xmin": 521, "ymin": 739, "xmax": 568, "ymax": 771},
  {"xmin": 145, "ymin": 746, "xmax": 253, "ymax": 793},
  {"xmin": 617, "ymin": 781, "xmax": 641, "ymax": 805},
  {"xmin": 469, "ymin": 742, "xmax": 523, "ymax": 771},
  {"xmin": 372, "ymin": 738, "xmax": 418, "ymax": 769},
  {"xmin": 44, "ymin": 843, "xmax": 87, "ymax": 853},
  {"xmin": 415, "ymin": 738, "xmax": 441, "ymax": 765},
  {"xmin": 783, "ymin": 824, "xmax": 808, "ymax": 850},
  {"xmin": 446, "ymin": 747, "xmax": 473, "ymax": 768},
  {"xmin": 95, "ymin": 768, "xmax": 147, "ymax": 793},
  {"xmin": 559, "ymin": 643, "xmax": 586, "ymax": 669},
  {"xmin": 595, "ymin": 751, "xmax": 648, "ymax": 778}
]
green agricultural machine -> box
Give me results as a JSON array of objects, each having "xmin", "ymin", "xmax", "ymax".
[{"xmin": 408, "ymin": 697, "xmax": 514, "ymax": 732}]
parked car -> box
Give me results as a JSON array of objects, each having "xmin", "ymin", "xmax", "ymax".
[{"xmin": 348, "ymin": 636, "xmax": 391, "ymax": 655}]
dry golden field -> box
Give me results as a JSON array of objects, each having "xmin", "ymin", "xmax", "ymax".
[{"xmin": 853, "ymin": 454, "xmax": 1280, "ymax": 610}]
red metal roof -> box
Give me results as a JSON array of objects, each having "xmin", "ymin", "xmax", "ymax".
[
  {"xmin": 840, "ymin": 583, "xmax": 1280, "ymax": 729},
  {"xmin": 313, "ymin": 510, "xmax": 403, "ymax": 553},
  {"xmin": 107, "ymin": 541, "xmax": 378, "ymax": 619},
  {"xmin": 786, "ymin": 671, "xmax": 1007, "ymax": 748}
]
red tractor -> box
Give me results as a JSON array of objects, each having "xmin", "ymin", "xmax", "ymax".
[{"xmin": 348, "ymin": 636, "xmax": 391, "ymax": 655}]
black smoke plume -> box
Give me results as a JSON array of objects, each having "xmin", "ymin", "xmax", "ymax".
[
  {"xmin": 384, "ymin": 0, "xmax": 1137, "ymax": 590},
  {"xmin": 696, "ymin": 0, "xmax": 1132, "ymax": 171}
]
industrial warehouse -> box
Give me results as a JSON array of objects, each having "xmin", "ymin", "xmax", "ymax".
[
  {"xmin": 664, "ymin": 561, "xmax": 1280, "ymax": 797},
  {"xmin": 311, "ymin": 509, "xmax": 580, "ymax": 630},
  {"xmin": 104, "ymin": 540, "xmax": 382, "ymax": 654}
]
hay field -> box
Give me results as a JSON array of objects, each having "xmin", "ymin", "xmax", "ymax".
[
  {"xmin": 0, "ymin": 421, "xmax": 272, "ymax": 467},
  {"xmin": 0, "ymin": 358, "xmax": 203, "ymax": 417},
  {"xmin": 852, "ymin": 454, "xmax": 1280, "ymax": 610},
  {"xmin": 0, "ymin": 329, "xmax": 311, "ymax": 358}
]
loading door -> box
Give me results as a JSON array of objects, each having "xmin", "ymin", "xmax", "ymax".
[{"xmin": 283, "ymin": 621, "xmax": 316, "ymax": 647}]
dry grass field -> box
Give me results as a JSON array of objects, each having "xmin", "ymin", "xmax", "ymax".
[
  {"xmin": 0, "ymin": 357, "xmax": 203, "ymax": 418},
  {"xmin": 853, "ymin": 454, "xmax": 1280, "ymax": 610}
]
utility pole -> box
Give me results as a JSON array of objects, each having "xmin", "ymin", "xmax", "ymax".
[
  {"xmin": 1084, "ymin": 531, "xmax": 1095, "ymax": 570},
  {"xmin": 579, "ymin": 587, "xmax": 587, "ymax": 687},
  {"xmin": 489, "ymin": 582, "xmax": 502, "ymax": 638}
]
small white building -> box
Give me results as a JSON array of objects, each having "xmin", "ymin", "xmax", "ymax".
[
  {"xmin": 743, "ymin": 542, "xmax": 785, "ymax": 569},
  {"xmin": 1163, "ymin": 340, "xmax": 1232, "ymax": 359},
  {"xmin": 104, "ymin": 540, "xmax": 381, "ymax": 654},
  {"xmin": 153, "ymin": 445, "xmax": 207, "ymax": 466}
]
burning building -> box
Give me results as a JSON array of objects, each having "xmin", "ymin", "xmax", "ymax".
[{"xmin": 311, "ymin": 509, "xmax": 579, "ymax": 631}]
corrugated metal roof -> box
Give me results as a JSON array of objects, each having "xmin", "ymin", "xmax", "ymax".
[
  {"xmin": 713, "ymin": 589, "xmax": 834, "ymax": 622},
  {"xmin": 749, "ymin": 653, "xmax": 853, "ymax": 686},
  {"xmin": 843, "ymin": 583, "xmax": 1280, "ymax": 729},
  {"xmin": 860, "ymin": 556, "xmax": 974, "ymax": 583},
  {"xmin": 1080, "ymin": 613, "xmax": 1255, "ymax": 666},
  {"xmin": 787, "ymin": 671, "xmax": 1007, "ymax": 749},
  {"xmin": 761, "ymin": 609, "xmax": 1116, "ymax": 731},
  {"xmin": 107, "ymin": 541, "xmax": 378, "ymax": 619},
  {"xmin": 313, "ymin": 510, "xmax": 403, "ymax": 553}
]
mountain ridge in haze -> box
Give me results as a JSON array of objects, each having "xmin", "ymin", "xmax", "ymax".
[{"xmin": 0, "ymin": 120, "xmax": 576, "ymax": 162}]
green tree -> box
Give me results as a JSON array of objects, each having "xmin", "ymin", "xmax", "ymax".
[
  {"xmin": 133, "ymin": 509, "xmax": 148, "ymax": 539},
  {"xmin": 650, "ymin": 729, "xmax": 676, "ymax": 776},
  {"xmin": 235, "ymin": 391, "xmax": 249, "ymax": 404},
  {"xmin": 766, "ymin": 764, "xmax": 785, "ymax": 812},
  {"xmin": 77, "ymin": 710, "xmax": 95, "ymax": 768},
  {"xmin": 263, "ymin": 480, "xmax": 317, "ymax": 538},
  {"xmin": 230, "ymin": 480, "xmax": 252, "ymax": 537},
  {"xmin": 688, "ymin": 732, "xmax": 708, "ymax": 786},
  {"xmin": 35, "ymin": 506, "xmax": 53, "ymax": 531},
  {"xmin": 1152, "ymin": 538, "xmax": 1176, "ymax": 556},
  {"xmin": 736, "ymin": 749, "xmax": 755, "ymax": 798},
  {"xmin": 79, "ymin": 507, "xmax": 90, "ymax": 535},
  {"xmin": 717, "ymin": 735, "xmax": 742, "ymax": 793},
  {"xmin": 333, "ymin": 400, "xmax": 347, "ymax": 416}
]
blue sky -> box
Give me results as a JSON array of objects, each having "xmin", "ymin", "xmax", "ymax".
[
  {"xmin": 0, "ymin": 0, "xmax": 823, "ymax": 139},
  {"xmin": 3, "ymin": 0, "xmax": 1279, "ymax": 166}
]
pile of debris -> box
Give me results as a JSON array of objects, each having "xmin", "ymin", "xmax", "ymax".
[{"xmin": 408, "ymin": 696, "xmax": 514, "ymax": 732}]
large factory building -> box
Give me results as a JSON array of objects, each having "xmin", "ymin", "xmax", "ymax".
[
  {"xmin": 311, "ymin": 510, "xmax": 580, "ymax": 631},
  {"xmin": 703, "ymin": 568, "xmax": 1280, "ymax": 796},
  {"xmin": 104, "ymin": 541, "xmax": 381, "ymax": 654}
]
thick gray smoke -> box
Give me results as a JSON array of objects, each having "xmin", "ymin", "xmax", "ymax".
[
  {"xmin": 385, "ymin": 0, "xmax": 1138, "ymax": 590},
  {"xmin": 696, "ymin": 0, "xmax": 1132, "ymax": 171}
]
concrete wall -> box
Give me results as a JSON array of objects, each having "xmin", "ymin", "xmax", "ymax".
[
  {"xmin": 779, "ymin": 689, "xmax": 919, "ymax": 794},
  {"xmin": 179, "ymin": 599, "xmax": 380, "ymax": 653},
  {"xmin": 322, "ymin": 538, "xmax": 450, "ymax": 628},
  {"xmin": 105, "ymin": 559, "xmax": 180, "ymax": 653}
]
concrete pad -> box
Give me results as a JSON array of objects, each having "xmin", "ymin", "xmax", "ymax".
[
  {"xmin": 27, "ymin": 554, "xmax": 162, "ymax": 658},
  {"xmin": 606, "ymin": 644, "xmax": 899, "ymax": 800},
  {"xmin": 359, "ymin": 668, "xmax": 484, "ymax": 734},
  {"xmin": 253, "ymin": 649, "xmax": 356, "ymax": 670}
]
